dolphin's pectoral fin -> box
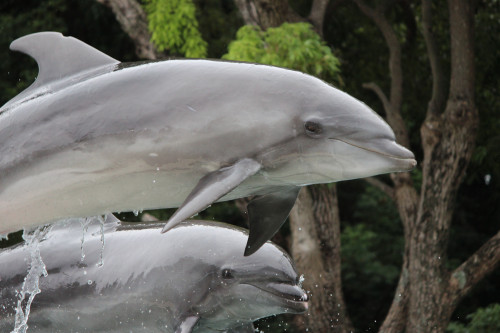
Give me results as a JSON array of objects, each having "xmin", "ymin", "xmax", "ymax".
[
  {"xmin": 161, "ymin": 158, "xmax": 261, "ymax": 233},
  {"xmin": 225, "ymin": 323, "xmax": 256, "ymax": 333},
  {"xmin": 175, "ymin": 316, "xmax": 200, "ymax": 333},
  {"xmin": 244, "ymin": 186, "xmax": 301, "ymax": 256}
]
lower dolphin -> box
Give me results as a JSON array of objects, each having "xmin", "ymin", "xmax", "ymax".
[{"xmin": 0, "ymin": 216, "xmax": 307, "ymax": 332}]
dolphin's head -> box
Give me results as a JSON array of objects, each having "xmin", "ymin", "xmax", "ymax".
[
  {"xmin": 182, "ymin": 222, "xmax": 307, "ymax": 331},
  {"xmin": 257, "ymin": 74, "xmax": 416, "ymax": 185}
]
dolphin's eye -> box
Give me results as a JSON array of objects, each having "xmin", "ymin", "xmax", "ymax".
[
  {"xmin": 304, "ymin": 121, "xmax": 323, "ymax": 136},
  {"xmin": 221, "ymin": 268, "xmax": 234, "ymax": 279}
]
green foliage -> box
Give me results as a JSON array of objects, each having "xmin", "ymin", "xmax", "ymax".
[
  {"xmin": 342, "ymin": 224, "xmax": 400, "ymax": 283},
  {"xmin": 193, "ymin": 0, "xmax": 243, "ymax": 58},
  {"xmin": 223, "ymin": 23, "xmax": 341, "ymax": 81},
  {"xmin": 145, "ymin": 0, "xmax": 207, "ymax": 58},
  {"xmin": 447, "ymin": 304, "xmax": 500, "ymax": 333}
]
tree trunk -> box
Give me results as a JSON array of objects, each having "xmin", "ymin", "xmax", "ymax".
[
  {"xmin": 95, "ymin": 0, "xmax": 162, "ymax": 60},
  {"xmin": 407, "ymin": 0, "xmax": 478, "ymax": 331},
  {"xmin": 289, "ymin": 186, "xmax": 354, "ymax": 333}
]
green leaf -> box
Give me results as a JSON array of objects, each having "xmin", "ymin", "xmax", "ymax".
[
  {"xmin": 447, "ymin": 304, "xmax": 500, "ymax": 333},
  {"xmin": 223, "ymin": 23, "xmax": 341, "ymax": 82},
  {"xmin": 144, "ymin": 0, "xmax": 207, "ymax": 58}
]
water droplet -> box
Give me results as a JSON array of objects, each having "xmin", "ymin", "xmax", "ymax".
[
  {"xmin": 298, "ymin": 274, "xmax": 305, "ymax": 288},
  {"xmin": 97, "ymin": 215, "xmax": 105, "ymax": 267}
]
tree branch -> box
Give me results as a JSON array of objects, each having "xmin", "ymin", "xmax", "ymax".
[
  {"xmin": 448, "ymin": 0, "xmax": 475, "ymax": 101},
  {"xmin": 95, "ymin": 0, "xmax": 161, "ymax": 60},
  {"xmin": 352, "ymin": 0, "xmax": 409, "ymax": 149},
  {"xmin": 379, "ymin": 263, "xmax": 409, "ymax": 333},
  {"xmin": 308, "ymin": 0, "xmax": 330, "ymax": 35},
  {"xmin": 233, "ymin": 0, "xmax": 304, "ymax": 28},
  {"xmin": 421, "ymin": 0, "xmax": 447, "ymax": 117},
  {"xmin": 233, "ymin": 0, "xmax": 260, "ymax": 26},
  {"xmin": 449, "ymin": 230, "xmax": 500, "ymax": 303},
  {"xmin": 362, "ymin": 82, "xmax": 393, "ymax": 117},
  {"xmin": 364, "ymin": 176, "xmax": 395, "ymax": 200}
]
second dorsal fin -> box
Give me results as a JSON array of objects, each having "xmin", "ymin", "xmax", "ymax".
[{"xmin": 10, "ymin": 31, "xmax": 120, "ymax": 88}]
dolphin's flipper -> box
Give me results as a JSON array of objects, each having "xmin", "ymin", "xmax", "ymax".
[
  {"xmin": 244, "ymin": 186, "xmax": 301, "ymax": 256},
  {"xmin": 175, "ymin": 316, "xmax": 199, "ymax": 333},
  {"xmin": 161, "ymin": 158, "xmax": 261, "ymax": 233},
  {"xmin": 225, "ymin": 323, "xmax": 256, "ymax": 333}
]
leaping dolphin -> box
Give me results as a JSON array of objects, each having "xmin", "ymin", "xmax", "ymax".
[
  {"xmin": 0, "ymin": 32, "xmax": 416, "ymax": 255},
  {"xmin": 0, "ymin": 217, "xmax": 308, "ymax": 332}
]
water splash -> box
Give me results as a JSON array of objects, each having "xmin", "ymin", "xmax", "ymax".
[
  {"xmin": 11, "ymin": 225, "xmax": 51, "ymax": 333},
  {"xmin": 79, "ymin": 217, "xmax": 93, "ymax": 262},
  {"xmin": 79, "ymin": 216, "xmax": 106, "ymax": 267},
  {"xmin": 96, "ymin": 215, "xmax": 105, "ymax": 267},
  {"xmin": 298, "ymin": 274, "xmax": 305, "ymax": 288}
]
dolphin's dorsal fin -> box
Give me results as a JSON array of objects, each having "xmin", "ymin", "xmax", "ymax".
[{"xmin": 10, "ymin": 32, "xmax": 119, "ymax": 88}]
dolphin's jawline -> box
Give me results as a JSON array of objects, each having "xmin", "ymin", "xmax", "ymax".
[{"xmin": 247, "ymin": 282, "xmax": 307, "ymax": 304}]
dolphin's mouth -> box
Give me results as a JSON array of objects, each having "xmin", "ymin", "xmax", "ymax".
[
  {"xmin": 332, "ymin": 138, "xmax": 417, "ymax": 170},
  {"xmin": 251, "ymin": 282, "xmax": 309, "ymax": 312}
]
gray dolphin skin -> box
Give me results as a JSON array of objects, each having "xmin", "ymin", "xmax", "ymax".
[
  {"xmin": 0, "ymin": 32, "xmax": 416, "ymax": 254},
  {"xmin": 0, "ymin": 216, "xmax": 308, "ymax": 332}
]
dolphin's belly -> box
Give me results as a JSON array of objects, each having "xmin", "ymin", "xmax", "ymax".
[
  {"xmin": 0, "ymin": 135, "xmax": 269, "ymax": 233},
  {"xmin": 0, "ymin": 301, "xmax": 174, "ymax": 333}
]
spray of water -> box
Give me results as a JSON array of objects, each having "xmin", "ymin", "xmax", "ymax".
[
  {"xmin": 96, "ymin": 215, "xmax": 105, "ymax": 267},
  {"xmin": 11, "ymin": 225, "xmax": 51, "ymax": 333},
  {"xmin": 79, "ymin": 217, "xmax": 93, "ymax": 262}
]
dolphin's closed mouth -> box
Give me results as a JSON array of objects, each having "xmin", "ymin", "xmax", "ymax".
[
  {"xmin": 252, "ymin": 282, "xmax": 309, "ymax": 311},
  {"xmin": 332, "ymin": 138, "xmax": 417, "ymax": 168}
]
